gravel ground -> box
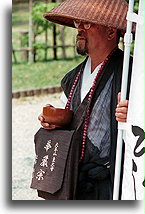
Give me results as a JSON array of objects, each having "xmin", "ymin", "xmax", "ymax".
[{"xmin": 12, "ymin": 93, "xmax": 62, "ymax": 200}]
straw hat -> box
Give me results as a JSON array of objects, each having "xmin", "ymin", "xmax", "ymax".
[{"xmin": 44, "ymin": 0, "xmax": 129, "ymax": 31}]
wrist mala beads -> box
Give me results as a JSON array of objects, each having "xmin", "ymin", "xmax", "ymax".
[{"xmin": 65, "ymin": 47, "xmax": 118, "ymax": 162}]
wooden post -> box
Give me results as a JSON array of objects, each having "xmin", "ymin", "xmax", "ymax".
[
  {"xmin": 20, "ymin": 31, "xmax": 29, "ymax": 62},
  {"xmin": 52, "ymin": 0, "xmax": 57, "ymax": 60},
  {"xmin": 44, "ymin": 0, "xmax": 49, "ymax": 61},
  {"xmin": 12, "ymin": 45, "xmax": 17, "ymax": 64},
  {"xmin": 58, "ymin": 0, "xmax": 66, "ymax": 59},
  {"xmin": 73, "ymin": 29, "xmax": 77, "ymax": 58},
  {"xmin": 53, "ymin": 24, "xmax": 57, "ymax": 59},
  {"xmin": 44, "ymin": 25, "xmax": 48, "ymax": 61},
  {"xmin": 29, "ymin": 0, "xmax": 34, "ymax": 63},
  {"xmin": 59, "ymin": 25, "xmax": 66, "ymax": 59}
]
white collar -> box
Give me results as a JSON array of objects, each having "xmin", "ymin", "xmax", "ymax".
[{"xmin": 81, "ymin": 57, "xmax": 103, "ymax": 102}]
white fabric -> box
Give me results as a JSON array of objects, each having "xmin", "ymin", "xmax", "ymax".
[
  {"xmin": 60, "ymin": 91, "xmax": 68, "ymax": 108},
  {"xmin": 121, "ymin": 0, "xmax": 144, "ymax": 200},
  {"xmin": 60, "ymin": 57, "xmax": 103, "ymax": 106},
  {"xmin": 81, "ymin": 57, "xmax": 103, "ymax": 102}
]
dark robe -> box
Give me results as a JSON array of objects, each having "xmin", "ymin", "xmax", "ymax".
[{"xmin": 61, "ymin": 48, "xmax": 132, "ymax": 200}]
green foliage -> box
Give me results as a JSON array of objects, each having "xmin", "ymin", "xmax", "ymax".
[
  {"xmin": 32, "ymin": 2, "xmax": 59, "ymax": 36},
  {"xmin": 31, "ymin": 2, "xmax": 61, "ymax": 55},
  {"xmin": 134, "ymin": 1, "xmax": 139, "ymax": 13},
  {"xmin": 125, "ymin": 0, "xmax": 139, "ymax": 13},
  {"xmin": 21, "ymin": 34, "xmax": 29, "ymax": 47}
]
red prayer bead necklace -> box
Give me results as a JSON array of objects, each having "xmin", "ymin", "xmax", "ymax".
[{"xmin": 65, "ymin": 47, "xmax": 118, "ymax": 162}]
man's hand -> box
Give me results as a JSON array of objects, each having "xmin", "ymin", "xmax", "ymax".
[
  {"xmin": 38, "ymin": 104, "xmax": 57, "ymax": 130},
  {"xmin": 115, "ymin": 92, "xmax": 129, "ymax": 122},
  {"xmin": 38, "ymin": 113, "xmax": 57, "ymax": 130}
]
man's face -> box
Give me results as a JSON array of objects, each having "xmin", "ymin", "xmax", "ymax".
[
  {"xmin": 76, "ymin": 23, "xmax": 108, "ymax": 56},
  {"xmin": 76, "ymin": 29, "xmax": 88, "ymax": 55}
]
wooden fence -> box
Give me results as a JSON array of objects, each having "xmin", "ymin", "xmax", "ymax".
[
  {"xmin": 12, "ymin": 28, "xmax": 77, "ymax": 63},
  {"xmin": 12, "ymin": 44, "xmax": 76, "ymax": 63}
]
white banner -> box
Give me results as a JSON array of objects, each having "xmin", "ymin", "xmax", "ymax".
[{"xmin": 121, "ymin": 0, "xmax": 144, "ymax": 200}]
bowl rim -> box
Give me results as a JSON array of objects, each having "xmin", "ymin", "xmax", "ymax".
[{"xmin": 43, "ymin": 106, "xmax": 73, "ymax": 113}]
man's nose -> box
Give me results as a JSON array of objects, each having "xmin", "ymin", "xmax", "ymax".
[{"xmin": 78, "ymin": 24, "xmax": 86, "ymax": 32}]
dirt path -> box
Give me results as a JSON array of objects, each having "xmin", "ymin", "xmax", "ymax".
[{"xmin": 12, "ymin": 93, "xmax": 62, "ymax": 200}]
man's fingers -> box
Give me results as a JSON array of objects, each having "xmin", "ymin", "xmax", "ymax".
[
  {"xmin": 117, "ymin": 92, "xmax": 121, "ymax": 104},
  {"xmin": 40, "ymin": 122, "xmax": 56, "ymax": 130},
  {"xmin": 115, "ymin": 112, "xmax": 127, "ymax": 119},
  {"xmin": 117, "ymin": 92, "xmax": 129, "ymax": 107},
  {"xmin": 116, "ymin": 107, "xmax": 128, "ymax": 114},
  {"xmin": 117, "ymin": 100, "xmax": 129, "ymax": 108},
  {"xmin": 116, "ymin": 92, "xmax": 129, "ymax": 123},
  {"xmin": 45, "ymin": 104, "xmax": 54, "ymax": 108},
  {"xmin": 116, "ymin": 116, "xmax": 126, "ymax": 122},
  {"xmin": 38, "ymin": 114, "xmax": 44, "ymax": 122}
]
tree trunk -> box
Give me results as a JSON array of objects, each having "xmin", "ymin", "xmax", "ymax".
[
  {"xmin": 44, "ymin": 27, "xmax": 48, "ymax": 61},
  {"xmin": 12, "ymin": 45, "xmax": 17, "ymax": 64},
  {"xmin": 44, "ymin": 0, "xmax": 49, "ymax": 61},
  {"xmin": 52, "ymin": 0, "xmax": 57, "ymax": 60},
  {"xmin": 73, "ymin": 29, "xmax": 77, "ymax": 58},
  {"xmin": 33, "ymin": 34, "xmax": 37, "ymax": 62},
  {"xmin": 29, "ymin": 0, "xmax": 34, "ymax": 63},
  {"xmin": 20, "ymin": 31, "xmax": 28, "ymax": 62},
  {"xmin": 59, "ymin": 25, "xmax": 66, "ymax": 59}
]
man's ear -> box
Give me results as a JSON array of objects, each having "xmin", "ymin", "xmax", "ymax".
[{"xmin": 107, "ymin": 28, "xmax": 117, "ymax": 41}]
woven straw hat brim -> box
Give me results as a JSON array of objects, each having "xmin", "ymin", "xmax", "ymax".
[{"xmin": 44, "ymin": 0, "xmax": 129, "ymax": 31}]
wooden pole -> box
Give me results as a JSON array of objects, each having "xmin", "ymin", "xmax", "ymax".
[
  {"xmin": 44, "ymin": 0, "xmax": 49, "ymax": 61},
  {"xmin": 59, "ymin": 25, "xmax": 66, "ymax": 59},
  {"xmin": 20, "ymin": 31, "xmax": 29, "ymax": 62},
  {"xmin": 73, "ymin": 30, "xmax": 77, "ymax": 58},
  {"xmin": 52, "ymin": 0, "xmax": 57, "ymax": 60},
  {"xmin": 12, "ymin": 45, "xmax": 17, "ymax": 64},
  {"xmin": 29, "ymin": 0, "xmax": 34, "ymax": 63},
  {"xmin": 44, "ymin": 27, "xmax": 48, "ymax": 61}
]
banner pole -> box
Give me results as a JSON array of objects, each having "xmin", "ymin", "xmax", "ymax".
[{"xmin": 113, "ymin": 0, "xmax": 134, "ymax": 200}]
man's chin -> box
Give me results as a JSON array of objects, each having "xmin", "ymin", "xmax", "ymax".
[
  {"xmin": 76, "ymin": 47, "xmax": 88, "ymax": 56},
  {"xmin": 76, "ymin": 42, "xmax": 88, "ymax": 56}
]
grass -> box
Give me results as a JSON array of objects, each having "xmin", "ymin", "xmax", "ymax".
[{"xmin": 12, "ymin": 57, "xmax": 83, "ymax": 91}]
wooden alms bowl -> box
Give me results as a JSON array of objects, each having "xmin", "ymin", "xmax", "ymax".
[{"xmin": 42, "ymin": 106, "xmax": 73, "ymax": 126}]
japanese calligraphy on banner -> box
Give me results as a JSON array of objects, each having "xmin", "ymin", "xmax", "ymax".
[{"xmin": 121, "ymin": 0, "xmax": 144, "ymax": 200}]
